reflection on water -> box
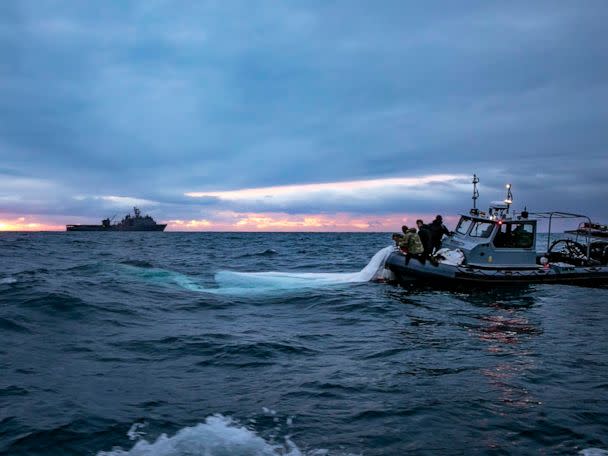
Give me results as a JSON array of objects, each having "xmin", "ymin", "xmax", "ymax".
[
  {"xmin": 476, "ymin": 315, "xmax": 542, "ymax": 346},
  {"xmin": 469, "ymin": 290, "xmax": 542, "ymax": 410},
  {"xmin": 462, "ymin": 286, "xmax": 539, "ymax": 310}
]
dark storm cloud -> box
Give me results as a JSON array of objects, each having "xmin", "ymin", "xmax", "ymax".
[{"xmin": 0, "ymin": 0, "xmax": 607, "ymax": 225}]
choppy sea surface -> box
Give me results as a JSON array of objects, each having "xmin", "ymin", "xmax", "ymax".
[{"xmin": 1, "ymin": 232, "xmax": 607, "ymax": 456}]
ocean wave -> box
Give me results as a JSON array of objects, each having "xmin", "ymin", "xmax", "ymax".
[
  {"xmin": 231, "ymin": 341, "xmax": 317, "ymax": 356},
  {"xmin": 64, "ymin": 262, "xmax": 106, "ymax": 273},
  {"xmin": 96, "ymin": 415, "xmax": 299, "ymax": 456},
  {"xmin": 0, "ymin": 317, "xmax": 31, "ymax": 333},
  {"xmin": 0, "ymin": 385, "xmax": 30, "ymax": 396},
  {"xmin": 111, "ymin": 336, "xmax": 226, "ymax": 357},
  {"xmin": 0, "ymin": 277, "xmax": 17, "ymax": 285},
  {"xmin": 96, "ymin": 414, "xmax": 355, "ymax": 456},
  {"xmin": 238, "ymin": 249, "xmax": 280, "ymax": 258},
  {"xmin": 121, "ymin": 260, "xmax": 155, "ymax": 268},
  {"xmin": 20, "ymin": 292, "xmax": 96, "ymax": 317},
  {"xmin": 117, "ymin": 264, "xmax": 207, "ymax": 292},
  {"xmin": 111, "ymin": 336, "xmax": 315, "ymax": 366},
  {"xmin": 16, "ymin": 267, "xmax": 50, "ymax": 276},
  {"xmin": 70, "ymin": 239, "xmax": 100, "ymax": 245},
  {"xmin": 202, "ymin": 341, "xmax": 318, "ymax": 366}
]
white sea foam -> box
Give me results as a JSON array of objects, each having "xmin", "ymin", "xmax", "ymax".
[
  {"xmin": 127, "ymin": 422, "xmax": 148, "ymax": 441},
  {"xmin": 0, "ymin": 277, "xmax": 17, "ymax": 285},
  {"xmin": 96, "ymin": 415, "xmax": 304, "ymax": 456},
  {"xmin": 97, "ymin": 414, "xmax": 361, "ymax": 456},
  {"xmin": 580, "ymin": 449, "xmax": 608, "ymax": 456}
]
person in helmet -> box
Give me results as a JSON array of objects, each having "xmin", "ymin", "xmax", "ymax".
[{"xmin": 399, "ymin": 225, "xmax": 425, "ymax": 264}]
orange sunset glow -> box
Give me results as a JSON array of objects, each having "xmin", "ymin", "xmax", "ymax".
[
  {"xmin": 0, "ymin": 216, "xmax": 63, "ymax": 232},
  {"xmin": 165, "ymin": 212, "xmax": 460, "ymax": 232},
  {"xmin": 0, "ymin": 212, "xmax": 461, "ymax": 232}
]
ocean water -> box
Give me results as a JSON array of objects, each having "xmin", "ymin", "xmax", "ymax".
[{"xmin": 1, "ymin": 232, "xmax": 606, "ymax": 456}]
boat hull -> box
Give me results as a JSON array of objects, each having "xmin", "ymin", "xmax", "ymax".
[
  {"xmin": 385, "ymin": 251, "xmax": 608, "ymax": 286},
  {"xmin": 66, "ymin": 224, "xmax": 167, "ymax": 232}
]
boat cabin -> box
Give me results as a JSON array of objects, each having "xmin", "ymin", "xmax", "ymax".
[{"xmin": 442, "ymin": 204, "xmax": 537, "ymax": 267}]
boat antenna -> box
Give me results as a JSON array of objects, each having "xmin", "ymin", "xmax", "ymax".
[
  {"xmin": 472, "ymin": 174, "xmax": 479, "ymax": 209},
  {"xmin": 504, "ymin": 183, "xmax": 513, "ymax": 213}
]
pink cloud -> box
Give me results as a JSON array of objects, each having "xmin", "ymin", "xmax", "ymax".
[{"xmin": 165, "ymin": 212, "xmax": 458, "ymax": 232}]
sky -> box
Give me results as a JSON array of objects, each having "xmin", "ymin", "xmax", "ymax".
[{"xmin": 1, "ymin": 1, "xmax": 607, "ymax": 231}]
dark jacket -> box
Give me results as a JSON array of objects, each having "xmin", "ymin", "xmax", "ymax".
[
  {"xmin": 429, "ymin": 220, "xmax": 450, "ymax": 246},
  {"xmin": 417, "ymin": 224, "xmax": 433, "ymax": 255}
]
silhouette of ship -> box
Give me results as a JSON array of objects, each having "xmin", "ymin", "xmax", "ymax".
[{"xmin": 66, "ymin": 207, "xmax": 167, "ymax": 231}]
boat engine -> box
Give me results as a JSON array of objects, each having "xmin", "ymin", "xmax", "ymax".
[{"xmin": 589, "ymin": 241, "xmax": 608, "ymax": 265}]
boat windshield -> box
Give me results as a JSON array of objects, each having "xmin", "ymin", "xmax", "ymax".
[
  {"xmin": 469, "ymin": 220, "xmax": 495, "ymax": 238},
  {"xmin": 455, "ymin": 217, "xmax": 473, "ymax": 235}
]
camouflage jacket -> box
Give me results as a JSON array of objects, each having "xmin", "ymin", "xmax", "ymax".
[{"xmin": 399, "ymin": 230, "xmax": 424, "ymax": 254}]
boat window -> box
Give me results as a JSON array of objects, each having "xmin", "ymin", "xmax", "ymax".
[
  {"xmin": 455, "ymin": 217, "xmax": 472, "ymax": 235},
  {"xmin": 469, "ymin": 221, "xmax": 494, "ymax": 238},
  {"xmin": 494, "ymin": 222, "xmax": 535, "ymax": 248}
]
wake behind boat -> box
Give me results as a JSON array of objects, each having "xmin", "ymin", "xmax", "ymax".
[{"xmin": 385, "ymin": 176, "xmax": 608, "ymax": 286}]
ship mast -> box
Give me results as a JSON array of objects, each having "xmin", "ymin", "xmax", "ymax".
[
  {"xmin": 504, "ymin": 184, "xmax": 513, "ymax": 214},
  {"xmin": 472, "ymin": 174, "xmax": 479, "ymax": 209},
  {"xmin": 470, "ymin": 174, "xmax": 480, "ymax": 215}
]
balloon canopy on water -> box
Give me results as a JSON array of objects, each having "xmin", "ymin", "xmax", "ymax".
[{"xmin": 120, "ymin": 246, "xmax": 396, "ymax": 295}]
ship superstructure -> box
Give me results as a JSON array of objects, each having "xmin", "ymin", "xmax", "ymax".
[{"xmin": 66, "ymin": 207, "xmax": 167, "ymax": 231}]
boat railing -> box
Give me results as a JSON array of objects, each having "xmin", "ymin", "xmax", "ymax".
[{"xmin": 527, "ymin": 211, "xmax": 593, "ymax": 260}]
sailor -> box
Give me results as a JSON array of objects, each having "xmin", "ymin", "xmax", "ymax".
[
  {"xmin": 399, "ymin": 226, "xmax": 408, "ymax": 248},
  {"xmin": 399, "ymin": 226, "xmax": 425, "ymax": 264},
  {"xmin": 512, "ymin": 223, "xmax": 532, "ymax": 248},
  {"xmin": 391, "ymin": 233, "xmax": 403, "ymax": 247},
  {"xmin": 416, "ymin": 219, "xmax": 433, "ymax": 258},
  {"xmin": 429, "ymin": 215, "xmax": 451, "ymax": 253}
]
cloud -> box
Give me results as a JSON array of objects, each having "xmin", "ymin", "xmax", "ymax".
[
  {"xmin": 164, "ymin": 212, "xmax": 430, "ymax": 232},
  {"xmin": 184, "ymin": 174, "xmax": 469, "ymax": 214},
  {"xmin": 98, "ymin": 195, "xmax": 158, "ymax": 207},
  {"xmin": 166, "ymin": 219, "xmax": 212, "ymax": 229},
  {"xmin": 0, "ymin": 1, "xmax": 607, "ymax": 229}
]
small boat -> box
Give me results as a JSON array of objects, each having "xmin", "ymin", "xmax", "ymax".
[{"xmin": 385, "ymin": 175, "xmax": 608, "ymax": 286}]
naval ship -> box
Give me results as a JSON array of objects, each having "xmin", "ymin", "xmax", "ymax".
[{"xmin": 66, "ymin": 207, "xmax": 167, "ymax": 232}]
